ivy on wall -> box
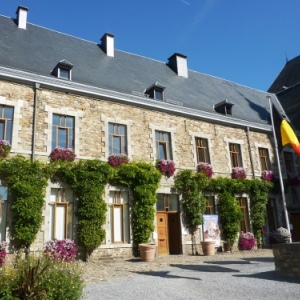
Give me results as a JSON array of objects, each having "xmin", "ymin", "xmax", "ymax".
[{"xmin": 0, "ymin": 156, "xmax": 50, "ymax": 248}]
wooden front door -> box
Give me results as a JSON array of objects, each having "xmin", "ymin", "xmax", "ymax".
[
  {"xmin": 168, "ymin": 212, "xmax": 181, "ymax": 254},
  {"xmin": 290, "ymin": 213, "xmax": 300, "ymax": 242},
  {"xmin": 157, "ymin": 212, "xmax": 169, "ymax": 256}
]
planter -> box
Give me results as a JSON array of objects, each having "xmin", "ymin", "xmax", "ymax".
[
  {"xmin": 139, "ymin": 243, "xmax": 156, "ymax": 262},
  {"xmin": 201, "ymin": 241, "xmax": 215, "ymax": 256},
  {"xmin": 223, "ymin": 242, "xmax": 232, "ymax": 252}
]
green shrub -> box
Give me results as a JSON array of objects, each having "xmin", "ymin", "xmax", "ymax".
[{"xmin": 0, "ymin": 253, "xmax": 84, "ymax": 300}]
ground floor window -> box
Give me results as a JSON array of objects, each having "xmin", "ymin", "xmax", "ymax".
[
  {"xmin": 109, "ymin": 191, "xmax": 130, "ymax": 243},
  {"xmin": 205, "ymin": 196, "xmax": 215, "ymax": 214},
  {"xmin": 49, "ymin": 188, "xmax": 74, "ymax": 240},
  {"xmin": 156, "ymin": 194, "xmax": 179, "ymax": 212},
  {"xmin": 266, "ymin": 198, "xmax": 277, "ymax": 232},
  {"xmin": 0, "ymin": 186, "xmax": 8, "ymax": 241},
  {"xmin": 237, "ymin": 197, "xmax": 250, "ymax": 232}
]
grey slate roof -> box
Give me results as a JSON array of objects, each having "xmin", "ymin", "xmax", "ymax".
[{"xmin": 0, "ymin": 13, "xmax": 278, "ymax": 127}]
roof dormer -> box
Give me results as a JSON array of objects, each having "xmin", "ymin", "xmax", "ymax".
[
  {"xmin": 52, "ymin": 60, "xmax": 73, "ymax": 80},
  {"xmin": 145, "ymin": 82, "xmax": 165, "ymax": 100},
  {"xmin": 214, "ymin": 99, "xmax": 234, "ymax": 116}
]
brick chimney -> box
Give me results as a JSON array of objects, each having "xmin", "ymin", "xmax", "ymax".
[
  {"xmin": 100, "ymin": 33, "xmax": 114, "ymax": 57},
  {"xmin": 168, "ymin": 53, "xmax": 188, "ymax": 78},
  {"xmin": 16, "ymin": 5, "xmax": 28, "ymax": 30}
]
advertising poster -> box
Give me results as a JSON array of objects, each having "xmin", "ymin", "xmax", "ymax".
[{"xmin": 203, "ymin": 215, "xmax": 220, "ymax": 247}]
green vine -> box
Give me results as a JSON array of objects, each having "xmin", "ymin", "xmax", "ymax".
[
  {"xmin": 0, "ymin": 156, "xmax": 50, "ymax": 247},
  {"xmin": 58, "ymin": 160, "xmax": 114, "ymax": 253},
  {"xmin": 115, "ymin": 162, "xmax": 161, "ymax": 255},
  {"xmin": 174, "ymin": 170, "xmax": 208, "ymax": 233}
]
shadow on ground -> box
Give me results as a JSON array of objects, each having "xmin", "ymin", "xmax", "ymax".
[
  {"xmin": 132, "ymin": 271, "xmax": 201, "ymax": 281},
  {"xmin": 233, "ymin": 270, "xmax": 300, "ymax": 283},
  {"xmin": 203, "ymin": 260, "xmax": 252, "ymax": 265},
  {"xmin": 242, "ymin": 257, "xmax": 274, "ymax": 263},
  {"xmin": 169, "ymin": 264, "xmax": 240, "ymax": 273}
]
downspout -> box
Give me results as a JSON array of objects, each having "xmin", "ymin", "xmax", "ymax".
[
  {"xmin": 246, "ymin": 126, "xmax": 255, "ymax": 178},
  {"xmin": 31, "ymin": 83, "xmax": 40, "ymax": 161}
]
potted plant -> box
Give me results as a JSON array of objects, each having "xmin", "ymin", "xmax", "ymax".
[
  {"xmin": 231, "ymin": 167, "xmax": 247, "ymax": 179},
  {"xmin": 108, "ymin": 154, "xmax": 129, "ymax": 168},
  {"xmin": 262, "ymin": 170, "xmax": 274, "ymax": 182},
  {"xmin": 238, "ymin": 232, "xmax": 256, "ymax": 250},
  {"xmin": 197, "ymin": 162, "xmax": 213, "ymax": 179},
  {"xmin": 0, "ymin": 140, "xmax": 11, "ymax": 159},
  {"xmin": 217, "ymin": 192, "xmax": 243, "ymax": 251},
  {"xmin": 156, "ymin": 159, "xmax": 176, "ymax": 178}
]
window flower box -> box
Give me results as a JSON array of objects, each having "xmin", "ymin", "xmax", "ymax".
[
  {"xmin": 197, "ymin": 162, "xmax": 213, "ymax": 178},
  {"xmin": 231, "ymin": 167, "xmax": 247, "ymax": 179},
  {"xmin": 108, "ymin": 154, "xmax": 129, "ymax": 168},
  {"xmin": 156, "ymin": 159, "xmax": 176, "ymax": 178},
  {"xmin": 0, "ymin": 241, "xmax": 8, "ymax": 267},
  {"xmin": 0, "ymin": 140, "xmax": 11, "ymax": 159},
  {"xmin": 262, "ymin": 170, "xmax": 274, "ymax": 182},
  {"xmin": 238, "ymin": 232, "xmax": 256, "ymax": 250},
  {"xmin": 287, "ymin": 172, "xmax": 300, "ymax": 186},
  {"xmin": 49, "ymin": 146, "xmax": 76, "ymax": 162}
]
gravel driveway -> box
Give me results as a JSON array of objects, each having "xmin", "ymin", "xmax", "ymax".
[{"xmin": 83, "ymin": 250, "xmax": 300, "ymax": 300}]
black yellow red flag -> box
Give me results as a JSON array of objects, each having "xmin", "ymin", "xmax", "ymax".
[{"xmin": 272, "ymin": 104, "xmax": 300, "ymax": 156}]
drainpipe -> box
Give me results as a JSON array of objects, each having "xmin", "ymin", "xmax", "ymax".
[
  {"xmin": 31, "ymin": 83, "xmax": 40, "ymax": 161},
  {"xmin": 246, "ymin": 126, "xmax": 255, "ymax": 178}
]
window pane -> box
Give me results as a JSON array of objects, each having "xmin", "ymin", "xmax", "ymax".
[
  {"xmin": 6, "ymin": 121, "xmax": 12, "ymax": 143},
  {"xmin": 113, "ymin": 136, "xmax": 121, "ymax": 154},
  {"xmin": 155, "ymin": 90, "xmax": 163, "ymax": 100},
  {"xmin": 156, "ymin": 194, "xmax": 164, "ymax": 211},
  {"xmin": 60, "ymin": 68, "xmax": 69, "ymax": 79},
  {"xmin": 0, "ymin": 122, "xmax": 4, "ymax": 140},
  {"xmin": 53, "ymin": 114, "xmax": 60, "ymax": 126},
  {"xmin": 163, "ymin": 132, "xmax": 170, "ymax": 142},
  {"xmin": 109, "ymin": 123, "xmax": 114, "ymax": 134},
  {"xmin": 159, "ymin": 143, "xmax": 167, "ymax": 160},
  {"xmin": 55, "ymin": 205, "xmax": 66, "ymax": 239},
  {"xmin": 119, "ymin": 125, "xmax": 125, "ymax": 135},
  {"xmin": 4, "ymin": 107, "xmax": 13, "ymax": 119},
  {"xmin": 58, "ymin": 128, "xmax": 67, "ymax": 148},
  {"xmin": 121, "ymin": 136, "xmax": 127, "ymax": 154},
  {"xmin": 169, "ymin": 195, "xmax": 178, "ymax": 211},
  {"xmin": 0, "ymin": 107, "xmax": 2, "ymax": 118},
  {"xmin": 52, "ymin": 128, "xmax": 57, "ymax": 149},
  {"xmin": 68, "ymin": 129, "xmax": 74, "ymax": 149},
  {"xmin": 66, "ymin": 117, "xmax": 74, "ymax": 128}
]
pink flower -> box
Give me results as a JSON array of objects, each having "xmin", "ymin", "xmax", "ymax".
[
  {"xmin": 231, "ymin": 167, "xmax": 247, "ymax": 179},
  {"xmin": 262, "ymin": 170, "xmax": 274, "ymax": 181},
  {"xmin": 108, "ymin": 154, "xmax": 129, "ymax": 168},
  {"xmin": 49, "ymin": 147, "xmax": 76, "ymax": 162},
  {"xmin": 156, "ymin": 159, "xmax": 176, "ymax": 177},
  {"xmin": 197, "ymin": 162, "xmax": 213, "ymax": 178}
]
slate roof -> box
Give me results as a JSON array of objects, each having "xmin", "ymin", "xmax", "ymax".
[
  {"xmin": 268, "ymin": 56, "xmax": 300, "ymax": 93},
  {"xmin": 0, "ymin": 13, "xmax": 279, "ymax": 127}
]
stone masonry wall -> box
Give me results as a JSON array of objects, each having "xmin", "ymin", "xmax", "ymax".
[{"xmin": 273, "ymin": 243, "xmax": 300, "ymax": 279}]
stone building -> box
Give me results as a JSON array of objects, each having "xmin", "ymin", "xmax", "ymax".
[{"xmin": 0, "ymin": 6, "xmax": 298, "ymax": 258}]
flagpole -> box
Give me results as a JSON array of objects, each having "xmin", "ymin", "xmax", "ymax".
[{"xmin": 267, "ymin": 96, "xmax": 292, "ymax": 242}]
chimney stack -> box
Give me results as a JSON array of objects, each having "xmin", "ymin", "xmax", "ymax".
[
  {"xmin": 168, "ymin": 53, "xmax": 188, "ymax": 78},
  {"xmin": 100, "ymin": 33, "xmax": 114, "ymax": 57},
  {"xmin": 16, "ymin": 5, "xmax": 28, "ymax": 30}
]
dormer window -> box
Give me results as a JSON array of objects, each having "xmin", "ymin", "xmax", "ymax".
[
  {"xmin": 214, "ymin": 100, "xmax": 234, "ymax": 116},
  {"xmin": 145, "ymin": 82, "xmax": 165, "ymax": 100},
  {"xmin": 53, "ymin": 60, "xmax": 73, "ymax": 80}
]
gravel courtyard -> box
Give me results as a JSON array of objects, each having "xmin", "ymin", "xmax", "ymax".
[{"xmin": 83, "ymin": 249, "xmax": 300, "ymax": 300}]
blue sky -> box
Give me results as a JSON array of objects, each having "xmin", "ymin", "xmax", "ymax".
[{"xmin": 1, "ymin": 0, "xmax": 300, "ymax": 91}]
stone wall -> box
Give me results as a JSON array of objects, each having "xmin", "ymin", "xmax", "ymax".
[{"xmin": 272, "ymin": 243, "xmax": 300, "ymax": 279}]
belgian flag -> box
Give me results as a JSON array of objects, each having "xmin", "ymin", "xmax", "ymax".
[{"xmin": 272, "ymin": 104, "xmax": 300, "ymax": 156}]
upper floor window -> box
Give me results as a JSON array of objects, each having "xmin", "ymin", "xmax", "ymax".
[
  {"xmin": 229, "ymin": 143, "xmax": 242, "ymax": 168},
  {"xmin": 283, "ymin": 151, "xmax": 294, "ymax": 173},
  {"xmin": 54, "ymin": 59, "xmax": 73, "ymax": 80},
  {"xmin": 259, "ymin": 147, "xmax": 271, "ymax": 171},
  {"xmin": 155, "ymin": 131, "xmax": 172, "ymax": 160},
  {"xmin": 109, "ymin": 123, "xmax": 127, "ymax": 155},
  {"xmin": 214, "ymin": 100, "xmax": 234, "ymax": 116},
  {"xmin": 59, "ymin": 67, "xmax": 71, "ymax": 80},
  {"xmin": 52, "ymin": 114, "xmax": 74, "ymax": 150},
  {"xmin": 0, "ymin": 105, "xmax": 14, "ymax": 144},
  {"xmin": 195, "ymin": 137, "xmax": 210, "ymax": 163}
]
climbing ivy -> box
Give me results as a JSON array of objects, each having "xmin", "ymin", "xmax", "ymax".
[
  {"xmin": 115, "ymin": 162, "xmax": 161, "ymax": 255},
  {"xmin": 0, "ymin": 156, "xmax": 50, "ymax": 248}
]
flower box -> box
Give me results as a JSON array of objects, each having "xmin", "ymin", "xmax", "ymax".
[
  {"xmin": 238, "ymin": 232, "xmax": 256, "ymax": 250},
  {"xmin": 156, "ymin": 159, "xmax": 176, "ymax": 178},
  {"xmin": 262, "ymin": 170, "xmax": 274, "ymax": 182},
  {"xmin": 49, "ymin": 146, "xmax": 76, "ymax": 162},
  {"xmin": 0, "ymin": 140, "xmax": 11, "ymax": 159},
  {"xmin": 231, "ymin": 167, "xmax": 247, "ymax": 179},
  {"xmin": 197, "ymin": 162, "xmax": 213, "ymax": 178},
  {"xmin": 108, "ymin": 154, "xmax": 129, "ymax": 168}
]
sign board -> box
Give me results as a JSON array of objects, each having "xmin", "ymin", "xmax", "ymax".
[{"xmin": 203, "ymin": 215, "xmax": 220, "ymax": 247}]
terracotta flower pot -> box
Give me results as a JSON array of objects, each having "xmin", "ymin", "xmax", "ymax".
[
  {"xmin": 139, "ymin": 243, "xmax": 156, "ymax": 262},
  {"xmin": 223, "ymin": 242, "xmax": 232, "ymax": 252},
  {"xmin": 201, "ymin": 241, "xmax": 216, "ymax": 256}
]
